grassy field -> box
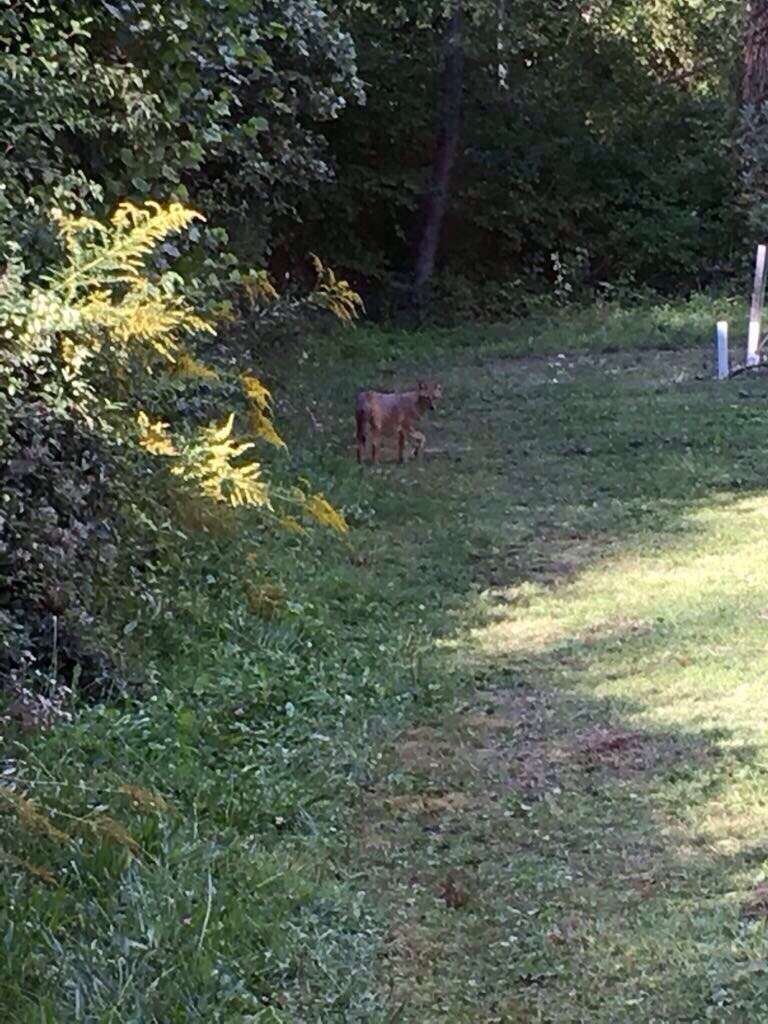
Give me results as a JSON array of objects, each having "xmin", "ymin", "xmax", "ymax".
[
  {"xmin": 348, "ymin": 340, "xmax": 768, "ymax": 1023},
  {"xmin": 5, "ymin": 297, "xmax": 768, "ymax": 1021}
]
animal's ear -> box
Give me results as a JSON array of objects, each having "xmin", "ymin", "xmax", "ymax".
[{"xmin": 418, "ymin": 380, "xmax": 427, "ymax": 394}]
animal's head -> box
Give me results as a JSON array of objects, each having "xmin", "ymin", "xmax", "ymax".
[{"xmin": 417, "ymin": 380, "xmax": 442, "ymax": 411}]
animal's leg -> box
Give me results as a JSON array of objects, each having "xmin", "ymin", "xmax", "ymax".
[
  {"xmin": 355, "ymin": 409, "xmax": 367, "ymax": 464},
  {"xmin": 410, "ymin": 429, "xmax": 426, "ymax": 459},
  {"xmin": 397, "ymin": 428, "xmax": 406, "ymax": 464},
  {"xmin": 370, "ymin": 428, "xmax": 380, "ymax": 463}
]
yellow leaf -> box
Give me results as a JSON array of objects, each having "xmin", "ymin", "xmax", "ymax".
[
  {"xmin": 209, "ymin": 412, "xmax": 235, "ymax": 445},
  {"xmin": 244, "ymin": 581, "xmax": 285, "ymax": 619},
  {"xmin": 241, "ymin": 372, "xmax": 272, "ymax": 410},
  {"xmin": 0, "ymin": 848, "xmax": 57, "ymax": 885},
  {"xmin": 90, "ymin": 815, "xmax": 140, "ymax": 854},
  {"xmin": 242, "ymin": 271, "xmax": 279, "ymax": 305},
  {"xmin": 0, "ymin": 788, "xmax": 71, "ymax": 844},
  {"xmin": 172, "ymin": 351, "xmax": 219, "ymax": 380},
  {"xmin": 248, "ymin": 408, "xmax": 286, "ymax": 449},
  {"xmin": 278, "ymin": 515, "xmax": 305, "ymax": 535},
  {"xmin": 308, "ymin": 254, "xmax": 364, "ymax": 323},
  {"xmin": 136, "ymin": 411, "xmax": 178, "ymax": 457},
  {"xmin": 304, "ymin": 492, "xmax": 349, "ymax": 534},
  {"xmin": 118, "ymin": 784, "xmax": 172, "ymax": 814}
]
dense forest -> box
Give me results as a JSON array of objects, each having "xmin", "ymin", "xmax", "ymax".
[
  {"xmin": 5, "ymin": 2, "xmax": 768, "ymax": 1020},
  {"xmin": 0, "ymin": 1, "xmax": 762, "ymax": 308}
]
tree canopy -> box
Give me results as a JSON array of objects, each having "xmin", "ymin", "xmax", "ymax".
[{"xmin": 0, "ymin": 0, "xmax": 754, "ymax": 303}]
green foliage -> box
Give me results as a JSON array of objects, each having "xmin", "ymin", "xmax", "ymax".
[
  {"xmin": 1, "ymin": 0, "xmax": 767, "ymax": 1015},
  {"xmin": 296, "ymin": 0, "xmax": 743, "ymax": 303},
  {"xmin": 0, "ymin": 441, "xmax": 441, "ymax": 1019},
  {"xmin": 0, "ymin": 389, "xmax": 133, "ymax": 704},
  {"xmin": 0, "ymin": 0, "xmax": 750, "ymax": 308},
  {"xmin": 0, "ymin": 0, "xmax": 363, "ymax": 268},
  {"xmin": 0, "ymin": 200, "xmax": 355, "ymax": 712}
]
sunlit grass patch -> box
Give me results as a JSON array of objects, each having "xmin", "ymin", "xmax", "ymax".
[{"xmin": 344, "ymin": 343, "xmax": 768, "ymax": 1022}]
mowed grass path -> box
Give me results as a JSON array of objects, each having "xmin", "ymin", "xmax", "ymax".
[
  {"xmin": 7, "ymin": 313, "xmax": 768, "ymax": 1022},
  {"xmin": 295, "ymin": 340, "xmax": 768, "ymax": 1022}
]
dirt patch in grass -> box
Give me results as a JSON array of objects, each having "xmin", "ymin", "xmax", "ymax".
[
  {"xmin": 379, "ymin": 677, "xmax": 713, "ymax": 817},
  {"xmin": 361, "ymin": 676, "xmax": 735, "ymax": 1023},
  {"xmin": 471, "ymin": 534, "xmax": 610, "ymax": 593},
  {"xmin": 742, "ymin": 882, "xmax": 768, "ymax": 920},
  {"xmin": 382, "ymin": 791, "xmax": 474, "ymax": 814},
  {"xmin": 395, "ymin": 726, "xmax": 461, "ymax": 771},
  {"xmin": 468, "ymin": 688, "xmax": 701, "ymax": 794},
  {"xmin": 572, "ymin": 726, "xmax": 654, "ymax": 770}
]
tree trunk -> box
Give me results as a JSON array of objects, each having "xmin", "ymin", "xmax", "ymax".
[
  {"xmin": 740, "ymin": 1, "xmax": 768, "ymax": 241},
  {"xmin": 413, "ymin": 1, "xmax": 464, "ymax": 306},
  {"xmin": 744, "ymin": 0, "xmax": 768, "ymax": 105}
]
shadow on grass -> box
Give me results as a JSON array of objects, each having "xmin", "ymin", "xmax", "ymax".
[
  {"xmin": 302, "ymin": 347, "xmax": 768, "ymax": 1021},
  {"xmin": 363, "ymin": 612, "xmax": 768, "ymax": 1022}
]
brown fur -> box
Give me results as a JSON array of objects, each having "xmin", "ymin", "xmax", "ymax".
[{"xmin": 355, "ymin": 380, "xmax": 442, "ymax": 464}]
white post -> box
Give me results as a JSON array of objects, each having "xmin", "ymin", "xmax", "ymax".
[
  {"xmin": 747, "ymin": 243, "xmax": 767, "ymax": 366},
  {"xmin": 716, "ymin": 321, "xmax": 729, "ymax": 380}
]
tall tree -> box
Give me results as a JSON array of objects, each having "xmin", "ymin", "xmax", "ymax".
[
  {"xmin": 296, "ymin": 0, "xmax": 741, "ymax": 304},
  {"xmin": 744, "ymin": 0, "xmax": 768, "ymax": 104},
  {"xmin": 740, "ymin": 0, "xmax": 768, "ymax": 241},
  {"xmin": 413, "ymin": 1, "xmax": 464, "ymax": 303}
]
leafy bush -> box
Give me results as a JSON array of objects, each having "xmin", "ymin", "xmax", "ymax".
[
  {"xmin": 0, "ymin": 394, "xmax": 130, "ymax": 708},
  {"xmin": 0, "ymin": 200, "xmax": 357, "ymax": 719},
  {"xmin": 0, "ymin": 1, "xmax": 363, "ymax": 260}
]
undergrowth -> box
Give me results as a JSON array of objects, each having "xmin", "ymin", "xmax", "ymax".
[{"xmin": 306, "ymin": 290, "xmax": 740, "ymax": 371}]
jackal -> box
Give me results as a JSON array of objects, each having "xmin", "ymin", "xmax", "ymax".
[{"xmin": 355, "ymin": 380, "xmax": 442, "ymax": 464}]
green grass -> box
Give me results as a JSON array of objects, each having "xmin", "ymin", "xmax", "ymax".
[
  {"xmin": 314, "ymin": 291, "xmax": 741, "ymax": 369},
  {"xmin": 5, "ymin": 298, "xmax": 768, "ymax": 1021}
]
